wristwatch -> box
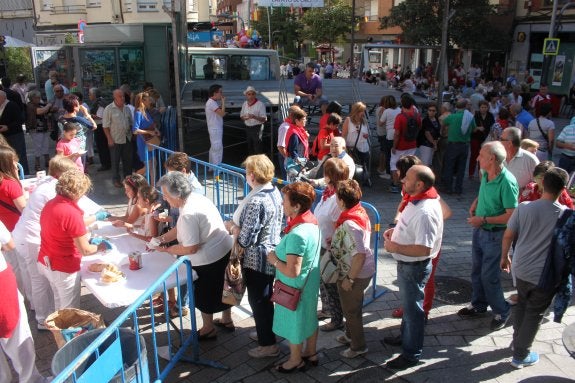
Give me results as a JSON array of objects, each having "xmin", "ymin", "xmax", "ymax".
[
  {"xmin": 482, "ymin": 216, "xmax": 488, "ymax": 225},
  {"xmin": 346, "ymin": 275, "xmax": 355, "ymax": 284}
]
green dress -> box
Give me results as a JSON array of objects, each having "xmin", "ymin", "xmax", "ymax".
[{"xmin": 272, "ymin": 223, "xmax": 321, "ymax": 344}]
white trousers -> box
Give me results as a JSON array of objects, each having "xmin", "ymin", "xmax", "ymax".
[
  {"xmin": 0, "ymin": 291, "xmax": 46, "ymax": 383},
  {"xmin": 208, "ymin": 125, "xmax": 223, "ymax": 165},
  {"xmin": 38, "ymin": 262, "xmax": 81, "ymax": 310},
  {"xmin": 3, "ymin": 248, "xmax": 29, "ymax": 305},
  {"xmin": 417, "ymin": 145, "xmax": 434, "ymax": 167},
  {"xmin": 20, "ymin": 242, "xmax": 54, "ymax": 324}
]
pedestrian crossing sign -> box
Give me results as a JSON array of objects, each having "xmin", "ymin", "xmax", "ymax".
[{"xmin": 543, "ymin": 38, "xmax": 560, "ymax": 55}]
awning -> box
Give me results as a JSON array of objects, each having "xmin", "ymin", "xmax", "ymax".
[{"xmin": 3, "ymin": 36, "xmax": 36, "ymax": 47}]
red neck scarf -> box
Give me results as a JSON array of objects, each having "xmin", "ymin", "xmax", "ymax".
[
  {"xmin": 336, "ymin": 202, "xmax": 369, "ymax": 230},
  {"xmin": 284, "ymin": 123, "xmax": 310, "ymax": 159},
  {"xmin": 284, "ymin": 209, "xmax": 318, "ymax": 234},
  {"xmin": 248, "ymin": 98, "xmax": 259, "ymax": 107},
  {"xmin": 322, "ymin": 184, "xmax": 336, "ymax": 201},
  {"xmin": 398, "ymin": 186, "xmax": 439, "ymax": 213}
]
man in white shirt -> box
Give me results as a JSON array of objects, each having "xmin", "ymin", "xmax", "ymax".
[
  {"xmin": 240, "ymin": 86, "xmax": 267, "ymax": 155},
  {"xmin": 205, "ymin": 84, "xmax": 226, "ymax": 166},
  {"xmin": 383, "ymin": 165, "xmax": 443, "ymax": 370},
  {"xmin": 501, "ymin": 127, "xmax": 539, "ymax": 190}
]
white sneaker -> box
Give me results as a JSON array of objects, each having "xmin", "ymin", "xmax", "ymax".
[
  {"xmin": 340, "ymin": 347, "xmax": 368, "ymax": 358},
  {"xmin": 247, "ymin": 345, "xmax": 280, "ymax": 358}
]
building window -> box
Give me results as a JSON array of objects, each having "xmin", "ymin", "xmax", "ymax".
[
  {"xmin": 137, "ymin": 0, "xmax": 159, "ymax": 12},
  {"xmin": 364, "ymin": 0, "xmax": 378, "ymax": 21},
  {"xmin": 41, "ymin": 0, "xmax": 53, "ymax": 11}
]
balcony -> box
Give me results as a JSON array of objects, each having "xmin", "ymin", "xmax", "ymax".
[{"xmin": 51, "ymin": 5, "xmax": 87, "ymax": 14}]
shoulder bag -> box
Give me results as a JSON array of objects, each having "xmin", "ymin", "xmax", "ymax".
[{"xmin": 270, "ymin": 230, "xmax": 320, "ymax": 311}]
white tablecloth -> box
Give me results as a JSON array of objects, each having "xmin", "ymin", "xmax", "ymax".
[{"xmin": 80, "ymin": 222, "xmax": 194, "ymax": 309}]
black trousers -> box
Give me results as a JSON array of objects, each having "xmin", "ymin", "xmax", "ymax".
[
  {"xmin": 94, "ymin": 125, "xmax": 111, "ymax": 168},
  {"xmin": 513, "ymin": 278, "xmax": 555, "ymax": 360},
  {"xmin": 111, "ymin": 141, "xmax": 132, "ymax": 182},
  {"xmin": 243, "ymin": 268, "xmax": 276, "ymax": 346},
  {"xmin": 246, "ymin": 125, "xmax": 263, "ymax": 155}
]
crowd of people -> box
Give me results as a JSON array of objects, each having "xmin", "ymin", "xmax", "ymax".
[{"xmin": 1, "ymin": 64, "xmax": 575, "ymax": 380}]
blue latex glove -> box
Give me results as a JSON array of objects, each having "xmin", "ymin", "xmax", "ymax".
[
  {"xmin": 89, "ymin": 238, "xmax": 112, "ymax": 250},
  {"xmin": 94, "ymin": 211, "xmax": 110, "ymax": 221}
]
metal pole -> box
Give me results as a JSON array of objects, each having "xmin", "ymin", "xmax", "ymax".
[
  {"xmin": 350, "ymin": 0, "xmax": 355, "ymax": 79},
  {"xmin": 170, "ymin": 0, "xmax": 185, "ymax": 152},
  {"xmin": 267, "ymin": 7, "xmax": 271, "ymax": 49},
  {"xmin": 541, "ymin": 0, "xmax": 559, "ymax": 87},
  {"xmin": 436, "ymin": 0, "xmax": 450, "ymax": 107}
]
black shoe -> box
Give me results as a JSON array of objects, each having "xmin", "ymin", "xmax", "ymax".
[
  {"xmin": 490, "ymin": 314, "xmax": 509, "ymax": 331},
  {"xmin": 274, "ymin": 360, "xmax": 306, "ymax": 373},
  {"xmin": 458, "ymin": 305, "xmax": 487, "ymax": 317},
  {"xmin": 385, "ymin": 355, "xmax": 418, "ymax": 370},
  {"xmin": 97, "ymin": 166, "xmax": 111, "ymax": 172},
  {"xmin": 383, "ymin": 335, "xmax": 402, "ymax": 347}
]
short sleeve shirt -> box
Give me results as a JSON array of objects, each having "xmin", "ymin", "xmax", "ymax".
[
  {"xmin": 102, "ymin": 102, "xmax": 133, "ymax": 144},
  {"xmin": 475, "ymin": 168, "xmax": 519, "ymax": 229},
  {"xmin": 505, "ymin": 148, "xmax": 539, "ymax": 189},
  {"xmin": 0, "ymin": 178, "xmax": 23, "ymax": 231},
  {"xmin": 557, "ymin": 124, "xmax": 575, "ymax": 156},
  {"xmin": 38, "ymin": 195, "xmax": 87, "ymax": 273},
  {"xmin": 294, "ymin": 73, "xmax": 322, "ymax": 94},
  {"xmin": 176, "ymin": 193, "xmax": 233, "ymax": 266},
  {"xmin": 394, "ymin": 110, "xmax": 421, "ymax": 150},
  {"xmin": 205, "ymin": 98, "xmax": 223, "ymax": 131}
]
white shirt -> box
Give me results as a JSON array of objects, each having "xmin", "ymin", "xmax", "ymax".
[
  {"xmin": 344, "ymin": 119, "xmax": 370, "ymax": 153},
  {"xmin": 205, "ymin": 98, "xmax": 222, "ymax": 131},
  {"xmin": 277, "ymin": 121, "xmax": 290, "ymax": 148},
  {"xmin": 240, "ymin": 99, "xmax": 267, "ymax": 127},
  {"xmin": 505, "ymin": 148, "xmax": 540, "ymax": 189},
  {"xmin": 13, "ymin": 177, "xmax": 57, "ymax": 244},
  {"xmin": 527, "ymin": 116, "xmax": 555, "ymax": 151},
  {"xmin": 177, "ymin": 193, "xmax": 233, "ymax": 266},
  {"xmin": 390, "ymin": 198, "xmax": 443, "ymax": 263},
  {"xmin": 0, "ymin": 221, "xmax": 10, "ymax": 272},
  {"xmin": 380, "ymin": 107, "xmax": 401, "ymax": 140},
  {"xmin": 313, "ymin": 194, "xmax": 341, "ymax": 249}
]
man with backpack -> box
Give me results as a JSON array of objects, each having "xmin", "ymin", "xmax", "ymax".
[
  {"xmin": 441, "ymin": 99, "xmax": 475, "ymax": 195},
  {"xmin": 500, "ymin": 167, "xmax": 570, "ymax": 369},
  {"xmin": 390, "ymin": 94, "xmax": 421, "ymax": 193}
]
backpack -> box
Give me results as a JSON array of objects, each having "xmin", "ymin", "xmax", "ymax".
[
  {"xmin": 402, "ymin": 112, "xmax": 420, "ymax": 141},
  {"xmin": 538, "ymin": 209, "xmax": 575, "ymax": 292}
]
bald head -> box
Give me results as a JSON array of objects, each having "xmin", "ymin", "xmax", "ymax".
[
  {"xmin": 411, "ymin": 165, "xmax": 435, "ymax": 190},
  {"xmin": 113, "ymin": 89, "xmax": 125, "ymax": 107}
]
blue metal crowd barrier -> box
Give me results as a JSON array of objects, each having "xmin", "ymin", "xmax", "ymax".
[
  {"xmin": 17, "ymin": 163, "xmax": 24, "ymax": 179},
  {"xmin": 145, "ymin": 146, "xmax": 248, "ymax": 220},
  {"xmin": 52, "ymin": 256, "xmax": 225, "ymax": 383}
]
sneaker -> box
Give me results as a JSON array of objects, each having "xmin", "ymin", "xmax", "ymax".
[
  {"xmin": 458, "ymin": 305, "xmax": 487, "ymax": 317},
  {"xmin": 249, "ymin": 331, "xmax": 258, "ymax": 342},
  {"xmin": 336, "ymin": 334, "xmax": 351, "ymax": 345},
  {"xmin": 379, "ymin": 173, "xmax": 391, "ymax": 180},
  {"xmin": 248, "ymin": 345, "xmax": 280, "ymax": 358},
  {"xmin": 511, "ymin": 351, "xmax": 539, "ymax": 369},
  {"xmin": 506, "ymin": 294, "xmax": 518, "ymax": 306},
  {"xmin": 340, "ymin": 347, "xmax": 368, "ymax": 358},
  {"xmin": 383, "ymin": 334, "xmax": 402, "ymax": 347},
  {"xmin": 490, "ymin": 314, "xmax": 509, "ymax": 331},
  {"xmin": 385, "ymin": 355, "xmax": 418, "ymax": 370}
]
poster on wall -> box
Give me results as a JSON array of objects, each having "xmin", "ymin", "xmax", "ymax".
[{"xmin": 552, "ymin": 55, "xmax": 565, "ymax": 86}]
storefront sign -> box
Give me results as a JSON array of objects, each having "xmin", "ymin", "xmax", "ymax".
[{"xmin": 256, "ymin": 0, "xmax": 324, "ymax": 7}]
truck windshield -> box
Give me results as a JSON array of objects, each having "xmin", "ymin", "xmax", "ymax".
[{"xmin": 190, "ymin": 54, "xmax": 270, "ymax": 81}]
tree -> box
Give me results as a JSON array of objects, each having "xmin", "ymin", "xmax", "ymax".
[
  {"xmin": 300, "ymin": 0, "xmax": 353, "ymax": 61},
  {"xmin": 251, "ymin": 7, "xmax": 304, "ymax": 59},
  {"xmin": 380, "ymin": 0, "xmax": 510, "ymax": 51},
  {"xmin": 5, "ymin": 48, "xmax": 33, "ymax": 82}
]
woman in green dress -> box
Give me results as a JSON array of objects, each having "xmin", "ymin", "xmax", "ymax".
[{"xmin": 267, "ymin": 182, "xmax": 321, "ymax": 373}]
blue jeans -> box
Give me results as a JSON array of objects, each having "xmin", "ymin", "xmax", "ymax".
[
  {"xmin": 441, "ymin": 142, "xmax": 469, "ymax": 193},
  {"xmin": 471, "ymin": 228, "xmax": 510, "ymax": 317},
  {"xmin": 397, "ymin": 259, "xmax": 431, "ymax": 361}
]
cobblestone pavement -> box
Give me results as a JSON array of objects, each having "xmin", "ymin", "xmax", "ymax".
[{"xmin": 18, "ymin": 119, "xmax": 575, "ymax": 383}]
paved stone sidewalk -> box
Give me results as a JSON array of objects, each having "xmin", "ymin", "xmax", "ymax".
[{"xmin": 18, "ymin": 120, "xmax": 575, "ymax": 382}]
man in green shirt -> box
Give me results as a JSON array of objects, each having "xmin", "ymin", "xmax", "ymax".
[
  {"xmin": 440, "ymin": 99, "xmax": 475, "ymax": 195},
  {"xmin": 459, "ymin": 141, "xmax": 518, "ymax": 331}
]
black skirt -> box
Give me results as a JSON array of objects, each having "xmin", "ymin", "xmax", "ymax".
[{"xmin": 193, "ymin": 251, "xmax": 231, "ymax": 314}]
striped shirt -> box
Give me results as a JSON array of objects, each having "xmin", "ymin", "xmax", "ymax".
[{"xmin": 557, "ymin": 123, "xmax": 575, "ymax": 156}]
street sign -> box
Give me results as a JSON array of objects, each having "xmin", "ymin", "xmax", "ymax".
[{"xmin": 543, "ymin": 38, "xmax": 560, "ymax": 56}]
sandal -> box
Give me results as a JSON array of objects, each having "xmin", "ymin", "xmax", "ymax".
[
  {"xmin": 212, "ymin": 318, "xmax": 235, "ymax": 332},
  {"xmin": 197, "ymin": 328, "xmax": 217, "ymax": 341},
  {"xmin": 274, "ymin": 360, "xmax": 306, "ymax": 373},
  {"xmin": 302, "ymin": 352, "xmax": 319, "ymax": 367}
]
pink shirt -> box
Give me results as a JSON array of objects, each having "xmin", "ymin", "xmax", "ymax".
[{"xmin": 56, "ymin": 137, "xmax": 84, "ymax": 172}]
